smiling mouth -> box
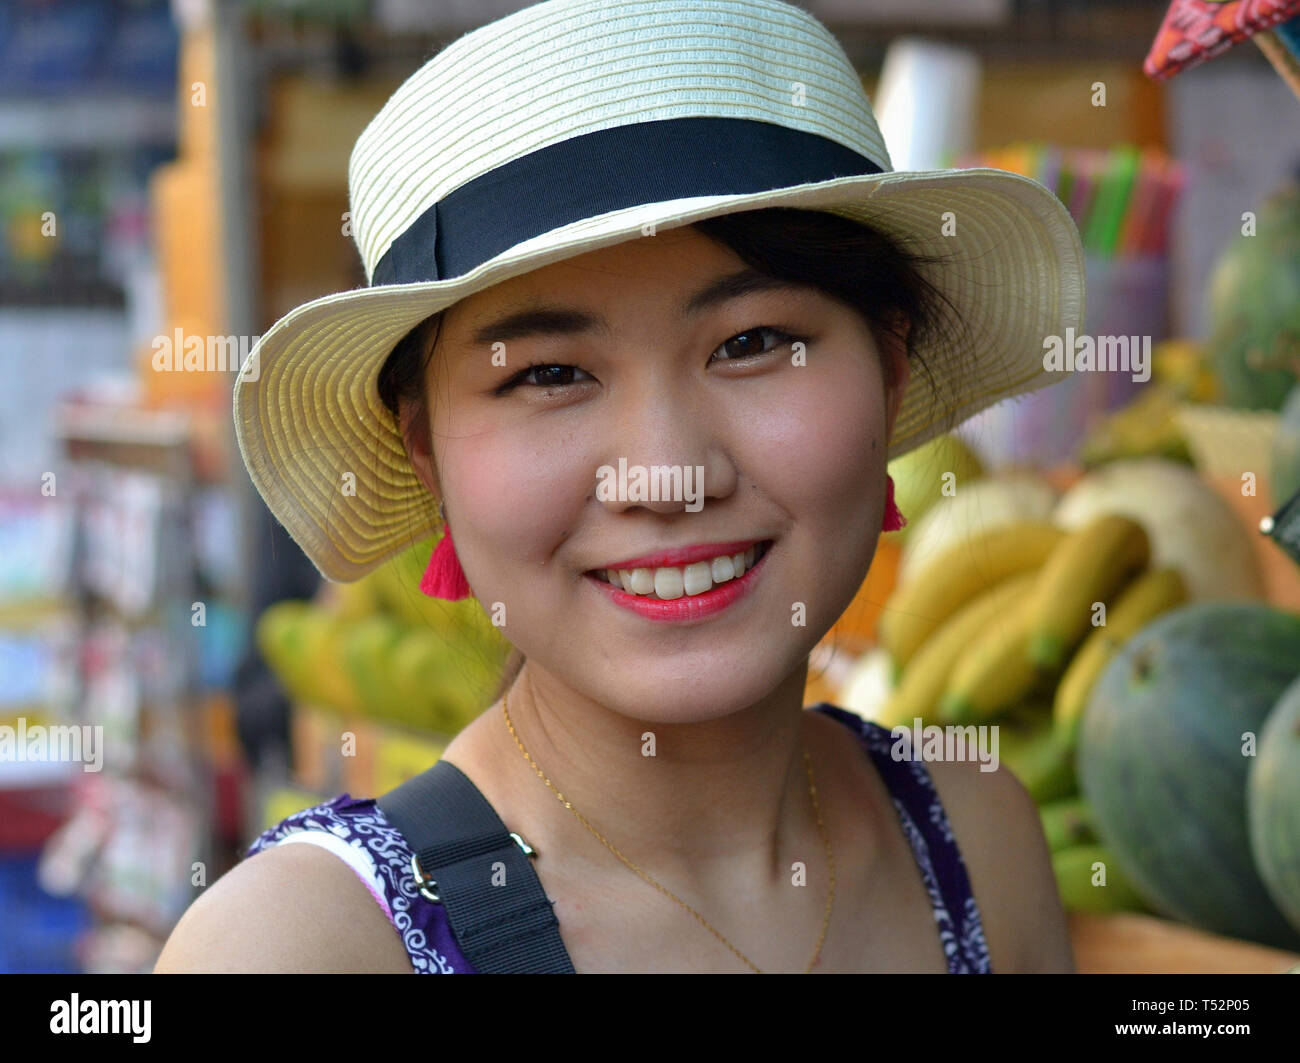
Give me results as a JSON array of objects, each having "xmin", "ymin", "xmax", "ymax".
[{"xmin": 589, "ymin": 539, "xmax": 773, "ymax": 600}]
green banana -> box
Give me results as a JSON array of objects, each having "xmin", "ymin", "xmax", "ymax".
[
  {"xmin": 1051, "ymin": 843, "xmax": 1149, "ymax": 914},
  {"xmin": 994, "ymin": 705, "xmax": 1078, "ymax": 804},
  {"xmin": 1039, "ymin": 796, "xmax": 1099, "ymax": 854}
]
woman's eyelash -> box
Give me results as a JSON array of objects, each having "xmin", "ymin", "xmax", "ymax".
[{"xmin": 494, "ymin": 326, "xmax": 805, "ymax": 394}]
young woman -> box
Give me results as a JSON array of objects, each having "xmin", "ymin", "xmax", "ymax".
[{"xmin": 156, "ymin": 0, "xmax": 1083, "ymax": 974}]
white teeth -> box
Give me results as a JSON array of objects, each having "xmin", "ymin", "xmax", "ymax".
[
  {"xmin": 653, "ymin": 566, "xmax": 684, "ymax": 600},
  {"xmin": 627, "ymin": 568, "xmax": 655, "ymax": 595},
  {"xmin": 600, "ymin": 543, "xmax": 767, "ymax": 599},
  {"xmin": 682, "ymin": 561, "xmax": 713, "ymax": 596}
]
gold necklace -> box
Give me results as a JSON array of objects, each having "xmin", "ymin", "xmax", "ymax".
[{"xmin": 502, "ymin": 690, "xmax": 835, "ymax": 973}]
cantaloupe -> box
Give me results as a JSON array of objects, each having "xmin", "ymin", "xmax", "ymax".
[
  {"xmin": 897, "ymin": 472, "xmax": 1059, "ymax": 586},
  {"xmin": 1054, "ymin": 458, "xmax": 1264, "ymax": 602}
]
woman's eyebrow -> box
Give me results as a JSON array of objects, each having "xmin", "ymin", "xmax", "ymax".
[{"xmin": 465, "ymin": 268, "xmax": 807, "ymax": 347}]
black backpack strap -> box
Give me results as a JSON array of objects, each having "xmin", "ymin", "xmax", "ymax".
[{"xmin": 377, "ymin": 758, "xmax": 575, "ymax": 973}]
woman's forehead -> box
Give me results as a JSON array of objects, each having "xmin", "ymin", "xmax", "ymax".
[{"xmin": 450, "ymin": 224, "xmax": 738, "ymax": 323}]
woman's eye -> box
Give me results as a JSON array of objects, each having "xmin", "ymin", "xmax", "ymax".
[
  {"xmin": 497, "ymin": 362, "xmax": 594, "ymax": 394},
  {"xmin": 713, "ymin": 326, "xmax": 801, "ymax": 362},
  {"xmin": 495, "ymin": 327, "xmax": 802, "ymax": 395}
]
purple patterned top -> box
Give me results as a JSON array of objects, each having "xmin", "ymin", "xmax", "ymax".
[{"xmin": 244, "ymin": 702, "xmax": 993, "ymax": 973}]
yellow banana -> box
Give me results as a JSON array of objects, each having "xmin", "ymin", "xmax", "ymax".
[
  {"xmin": 938, "ymin": 592, "xmax": 1049, "ymax": 723},
  {"xmin": 878, "ymin": 521, "xmax": 1065, "ymax": 671},
  {"xmin": 1052, "ymin": 566, "xmax": 1187, "ymax": 745},
  {"xmin": 877, "ymin": 571, "xmax": 1040, "ymax": 730},
  {"xmin": 1024, "ymin": 514, "xmax": 1151, "ymax": 672}
]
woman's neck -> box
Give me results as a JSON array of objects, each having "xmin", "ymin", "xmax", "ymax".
[{"xmin": 466, "ymin": 661, "xmax": 825, "ymax": 911}]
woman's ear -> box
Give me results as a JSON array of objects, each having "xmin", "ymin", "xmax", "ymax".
[
  {"xmin": 400, "ymin": 396, "xmax": 442, "ymax": 501},
  {"xmin": 877, "ymin": 317, "xmax": 911, "ymax": 446}
]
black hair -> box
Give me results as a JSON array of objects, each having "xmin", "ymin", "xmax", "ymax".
[{"xmin": 376, "ymin": 206, "xmax": 973, "ymax": 701}]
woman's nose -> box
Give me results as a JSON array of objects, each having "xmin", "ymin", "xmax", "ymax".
[{"xmin": 595, "ymin": 384, "xmax": 738, "ymax": 514}]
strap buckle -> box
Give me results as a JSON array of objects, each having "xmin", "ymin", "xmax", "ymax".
[
  {"xmin": 410, "ymin": 833, "xmax": 538, "ymax": 903},
  {"xmin": 410, "ymin": 853, "xmax": 441, "ymax": 903}
]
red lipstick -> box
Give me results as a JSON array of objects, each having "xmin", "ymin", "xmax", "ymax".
[
  {"xmin": 591, "ymin": 539, "xmax": 764, "ymax": 573},
  {"xmin": 585, "ymin": 540, "xmax": 773, "ymax": 623}
]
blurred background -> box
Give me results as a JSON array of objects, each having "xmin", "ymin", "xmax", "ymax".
[{"xmin": 2, "ymin": 0, "xmax": 1300, "ymax": 975}]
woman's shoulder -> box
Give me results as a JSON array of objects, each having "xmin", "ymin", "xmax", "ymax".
[
  {"xmin": 893, "ymin": 732, "xmax": 1074, "ymax": 974},
  {"xmin": 154, "ymin": 814, "xmax": 414, "ymax": 973},
  {"xmin": 809, "ymin": 703, "xmax": 1072, "ymax": 972},
  {"xmin": 235, "ymin": 791, "xmax": 475, "ymax": 974},
  {"xmin": 244, "ymin": 792, "xmax": 406, "ymax": 919},
  {"xmin": 244, "ymin": 792, "xmax": 403, "ymax": 879}
]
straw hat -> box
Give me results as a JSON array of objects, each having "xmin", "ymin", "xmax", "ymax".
[{"xmin": 233, "ymin": 0, "xmax": 1085, "ymax": 583}]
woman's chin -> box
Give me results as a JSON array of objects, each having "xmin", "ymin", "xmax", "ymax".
[{"xmin": 579, "ymin": 675, "xmax": 795, "ymax": 726}]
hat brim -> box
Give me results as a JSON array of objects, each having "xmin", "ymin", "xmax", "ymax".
[{"xmin": 233, "ymin": 166, "xmax": 1085, "ymax": 582}]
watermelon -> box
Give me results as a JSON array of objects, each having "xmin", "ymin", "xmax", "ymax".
[
  {"xmin": 1248, "ymin": 673, "xmax": 1300, "ymax": 936},
  {"xmin": 1205, "ymin": 178, "xmax": 1300, "ymax": 411},
  {"xmin": 1078, "ymin": 601, "xmax": 1300, "ymax": 950},
  {"xmin": 1272, "ymin": 383, "xmax": 1300, "ymax": 508}
]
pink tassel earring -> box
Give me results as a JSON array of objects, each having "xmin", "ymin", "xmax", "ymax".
[
  {"xmin": 419, "ymin": 502, "xmax": 473, "ymax": 600},
  {"xmin": 882, "ymin": 472, "xmax": 907, "ymax": 532}
]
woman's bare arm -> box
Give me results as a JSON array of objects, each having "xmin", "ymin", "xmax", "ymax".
[
  {"xmin": 154, "ymin": 841, "xmax": 413, "ymax": 974},
  {"xmin": 925, "ymin": 755, "xmax": 1076, "ymax": 974}
]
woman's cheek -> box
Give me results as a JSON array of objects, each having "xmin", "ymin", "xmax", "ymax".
[
  {"xmin": 438, "ymin": 427, "xmax": 576, "ymax": 579},
  {"xmin": 743, "ymin": 352, "xmax": 884, "ymax": 515}
]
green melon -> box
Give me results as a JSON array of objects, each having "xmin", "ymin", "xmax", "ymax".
[
  {"xmin": 1078, "ymin": 601, "xmax": 1300, "ymax": 950},
  {"xmin": 1248, "ymin": 673, "xmax": 1300, "ymax": 936},
  {"xmin": 885, "ymin": 432, "xmax": 984, "ymax": 540},
  {"xmin": 1206, "ymin": 178, "xmax": 1300, "ymax": 411},
  {"xmin": 1271, "ymin": 383, "xmax": 1300, "ymax": 508}
]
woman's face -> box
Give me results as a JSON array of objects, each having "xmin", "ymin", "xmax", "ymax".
[{"xmin": 410, "ymin": 223, "xmax": 908, "ymax": 723}]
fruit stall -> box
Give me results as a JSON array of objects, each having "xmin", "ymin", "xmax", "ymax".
[
  {"xmin": 239, "ymin": 2, "xmax": 1300, "ymax": 976},
  {"xmin": 795, "ymin": 5, "xmax": 1300, "ymax": 969},
  {"xmin": 12, "ymin": 0, "xmax": 1300, "ymax": 978},
  {"xmin": 256, "ymin": 387, "xmax": 1300, "ymax": 975},
  {"xmin": 805, "ymin": 345, "xmax": 1300, "ymax": 972},
  {"xmin": 254, "ymin": 544, "xmax": 511, "ymax": 826},
  {"xmin": 817, "ymin": 437, "xmax": 1300, "ymax": 973}
]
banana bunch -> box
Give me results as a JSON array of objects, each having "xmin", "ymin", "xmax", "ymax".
[
  {"xmin": 871, "ymin": 512, "xmax": 1190, "ymax": 914},
  {"xmin": 1040, "ymin": 797, "xmax": 1150, "ymax": 915},
  {"xmin": 255, "ymin": 536, "xmax": 511, "ymax": 736}
]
